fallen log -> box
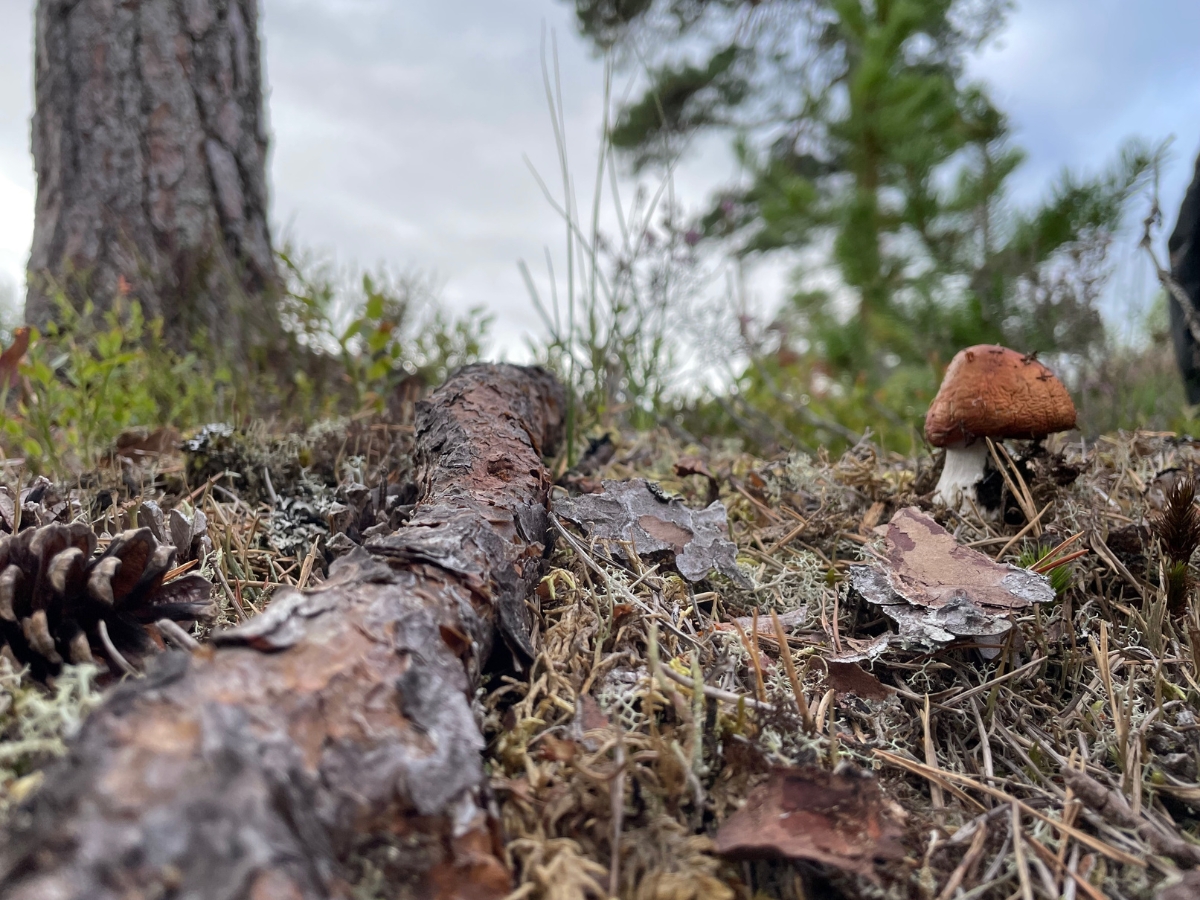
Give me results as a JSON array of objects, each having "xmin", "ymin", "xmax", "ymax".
[{"xmin": 0, "ymin": 364, "xmax": 565, "ymax": 900}]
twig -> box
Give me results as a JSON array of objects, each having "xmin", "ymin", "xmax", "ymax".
[
  {"xmin": 97, "ymin": 620, "xmax": 138, "ymax": 678},
  {"xmin": 162, "ymin": 559, "xmax": 199, "ymax": 581},
  {"xmin": 994, "ymin": 502, "xmax": 1055, "ymax": 560},
  {"xmin": 766, "ymin": 518, "xmax": 808, "ymax": 556},
  {"xmin": 985, "ymin": 439, "xmax": 1039, "ymax": 534},
  {"xmin": 970, "ymin": 697, "xmax": 995, "ymax": 783},
  {"xmin": 730, "ymin": 480, "xmax": 782, "ymax": 524},
  {"xmin": 874, "ymin": 749, "xmax": 1146, "ymax": 868},
  {"xmin": 214, "ymin": 557, "xmax": 246, "ymax": 622},
  {"xmin": 1021, "ymin": 831, "xmax": 1108, "ymax": 900},
  {"xmin": 874, "ymin": 747, "xmax": 984, "ymax": 812},
  {"xmin": 770, "ymin": 609, "xmax": 813, "ymax": 731},
  {"xmin": 1032, "ymin": 547, "xmax": 1089, "ymax": 574},
  {"xmin": 922, "ymin": 696, "xmax": 945, "ymax": 809},
  {"xmin": 939, "ymin": 657, "xmax": 1043, "ymax": 709},
  {"xmin": 934, "ymin": 820, "xmax": 988, "ymax": 900},
  {"xmin": 1010, "ymin": 802, "xmax": 1034, "ymax": 900},
  {"xmin": 658, "ymin": 660, "xmax": 775, "ymax": 712},
  {"xmin": 297, "ymin": 540, "xmax": 320, "ymax": 590},
  {"xmin": 262, "ymin": 467, "xmax": 278, "ymax": 507},
  {"xmin": 155, "ymin": 619, "xmax": 200, "ymax": 652},
  {"xmin": 1140, "ymin": 187, "xmax": 1200, "ymax": 345},
  {"xmin": 1089, "ymin": 535, "xmax": 1144, "ymax": 595},
  {"xmin": 183, "ymin": 472, "xmax": 225, "ymax": 504},
  {"xmin": 211, "ymin": 484, "xmax": 251, "ymax": 514},
  {"xmin": 609, "ymin": 726, "xmax": 626, "ymax": 897},
  {"xmin": 1063, "ymin": 766, "xmax": 1200, "ymax": 867},
  {"xmin": 731, "ymin": 617, "xmax": 766, "ymax": 703}
]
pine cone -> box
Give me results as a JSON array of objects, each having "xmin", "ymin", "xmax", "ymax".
[
  {"xmin": 0, "ymin": 523, "xmax": 215, "ymax": 679},
  {"xmin": 168, "ymin": 506, "xmax": 213, "ymax": 563},
  {"xmin": 0, "ymin": 477, "xmax": 76, "ymax": 534}
]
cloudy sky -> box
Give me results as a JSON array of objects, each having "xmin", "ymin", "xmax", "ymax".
[{"xmin": 0, "ymin": 0, "xmax": 1197, "ymax": 352}]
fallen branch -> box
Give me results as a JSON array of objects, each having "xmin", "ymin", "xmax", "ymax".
[
  {"xmin": 1062, "ymin": 767, "xmax": 1200, "ymax": 868},
  {"xmin": 0, "ymin": 364, "xmax": 564, "ymax": 899}
]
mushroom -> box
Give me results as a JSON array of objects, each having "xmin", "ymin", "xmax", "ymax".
[{"xmin": 925, "ymin": 345, "xmax": 1076, "ymax": 511}]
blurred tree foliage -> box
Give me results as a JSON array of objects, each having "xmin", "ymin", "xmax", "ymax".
[{"xmin": 567, "ymin": 0, "xmax": 1156, "ymax": 450}]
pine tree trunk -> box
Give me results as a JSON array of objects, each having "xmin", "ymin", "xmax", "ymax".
[
  {"xmin": 1170, "ymin": 152, "xmax": 1200, "ymax": 405},
  {"xmin": 27, "ymin": 0, "xmax": 279, "ymax": 361},
  {"xmin": 0, "ymin": 364, "xmax": 566, "ymax": 900}
]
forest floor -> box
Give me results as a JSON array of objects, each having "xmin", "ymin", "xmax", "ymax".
[{"xmin": 0, "ymin": 410, "xmax": 1198, "ymax": 900}]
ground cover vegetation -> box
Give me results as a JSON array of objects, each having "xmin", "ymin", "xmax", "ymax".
[{"xmin": 0, "ymin": 0, "xmax": 1198, "ymax": 897}]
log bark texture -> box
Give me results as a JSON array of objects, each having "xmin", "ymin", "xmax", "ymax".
[
  {"xmin": 28, "ymin": 0, "xmax": 278, "ymax": 359},
  {"xmin": 0, "ymin": 364, "xmax": 565, "ymax": 900},
  {"xmin": 1170, "ymin": 150, "xmax": 1200, "ymax": 404}
]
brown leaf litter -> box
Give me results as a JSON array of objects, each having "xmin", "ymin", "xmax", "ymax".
[
  {"xmin": 714, "ymin": 765, "xmax": 906, "ymax": 880},
  {"xmin": 5, "ymin": 420, "xmax": 1200, "ymax": 899}
]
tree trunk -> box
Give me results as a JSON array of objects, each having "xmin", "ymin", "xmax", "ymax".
[
  {"xmin": 27, "ymin": 0, "xmax": 279, "ymax": 362},
  {"xmin": 1170, "ymin": 151, "xmax": 1200, "ymax": 405},
  {"xmin": 0, "ymin": 364, "xmax": 565, "ymax": 900}
]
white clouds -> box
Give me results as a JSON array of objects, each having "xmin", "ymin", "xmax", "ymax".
[
  {"xmin": 969, "ymin": 0, "xmax": 1200, "ymax": 319},
  {"xmin": 0, "ymin": 2, "xmax": 32, "ymax": 321},
  {"xmin": 972, "ymin": 0, "xmax": 1200, "ymax": 197},
  {"xmin": 0, "ymin": 0, "xmax": 1197, "ymax": 349}
]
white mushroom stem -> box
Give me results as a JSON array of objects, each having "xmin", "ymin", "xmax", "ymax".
[{"xmin": 932, "ymin": 440, "xmax": 990, "ymax": 511}]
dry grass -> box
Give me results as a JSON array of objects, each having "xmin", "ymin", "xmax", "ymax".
[
  {"xmin": 3, "ymin": 418, "xmax": 1200, "ymax": 899},
  {"xmin": 491, "ymin": 427, "xmax": 1200, "ymax": 899}
]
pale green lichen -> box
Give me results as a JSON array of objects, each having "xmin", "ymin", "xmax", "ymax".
[{"xmin": 0, "ymin": 658, "xmax": 104, "ymax": 816}]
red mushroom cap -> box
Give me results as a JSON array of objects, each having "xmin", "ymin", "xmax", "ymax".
[{"xmin": 924, "ymin": 345, "xmax": 1076, "ymax": 447}]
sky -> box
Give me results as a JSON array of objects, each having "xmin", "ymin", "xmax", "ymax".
[{"xmin": 0, "ymin": 0, "xmax": 1198, "ymax": 353}]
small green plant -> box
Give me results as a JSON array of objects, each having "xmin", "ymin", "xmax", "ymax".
[
  {"xmin": 0, "ymin": 657, "xmax": 103, "ymax": 815},
  {"xmin": 279, "ymin": 248, "xmax": 490, "ymax": 415},
  {"xmin": 1018, "ymin": 545, "xmax": 1074, "ymax": 598},
  {"xmin": 1, "ymin": 294, "xmax": 223, "ymax": 473}
]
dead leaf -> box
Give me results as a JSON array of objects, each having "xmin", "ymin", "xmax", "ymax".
[
  {"xmin": 536, "ymin": 735, "xmax": 578, "ymax": 763},
  {"xmin": 850, "ymin": 507, "xmax": 1054, "ymax": 649},
  {"xmin": 714, "ymin": 766, "xmax": 905, "ymax": 881},
  {"xmin": 575, "ymin": 694, "xmax": 610, "ymax": 733},
  {"xmin": 0, "ymin": 327, "xmax": 29, "ymax": 391},
  {"xmin": 612, "ymin": 603, "xmax": 636, "ymax": 623},
  {"xmin": 825, "ymin": 661, "xmax": 891, "ymax": 701},
  {"xmin": 115, "ymin": 427, "xmax": 180, "ymax": 459},
  {"xmin": 673, "ymin": 456, "xmax": 714, "ymax": 480},
  {"xmin": 555, "ymin": 479, "xmax": 750, "ymax": 586},
  {"xmin": 674, "ymin": 456, "xmax": 720, "ymax": 505}
]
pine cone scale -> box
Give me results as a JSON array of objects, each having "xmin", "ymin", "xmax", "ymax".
[{"xmin": 0, "ymin": 522, "xmax": 215, "ymax": 678}]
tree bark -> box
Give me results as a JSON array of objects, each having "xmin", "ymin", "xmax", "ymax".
[
  {"xmin": 1170, "ymin": 151, "xmax": 1200, "ymax": 405},
  {"xmin": 27, "ymin": 0, "xmax": 279, "ymax": 361},
  {"xmin": 0, "ymin": 364, "xmax": 565, "ymax": 900}
]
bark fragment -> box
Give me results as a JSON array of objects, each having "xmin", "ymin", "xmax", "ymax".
[
  {"xmin": 850, "ymin": 507, "xmax": 1054, "ymax": 650},
  {"xmin": 554, "ymin": 478, "xmax": 749, "ymax": 586},
  {"xmin": 0, "ymin": 363, "xmax": 565, "ymax": 900},
  {"xmin": 714, "ymin": 765, "xmax": 906, "ymax": 881}
]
